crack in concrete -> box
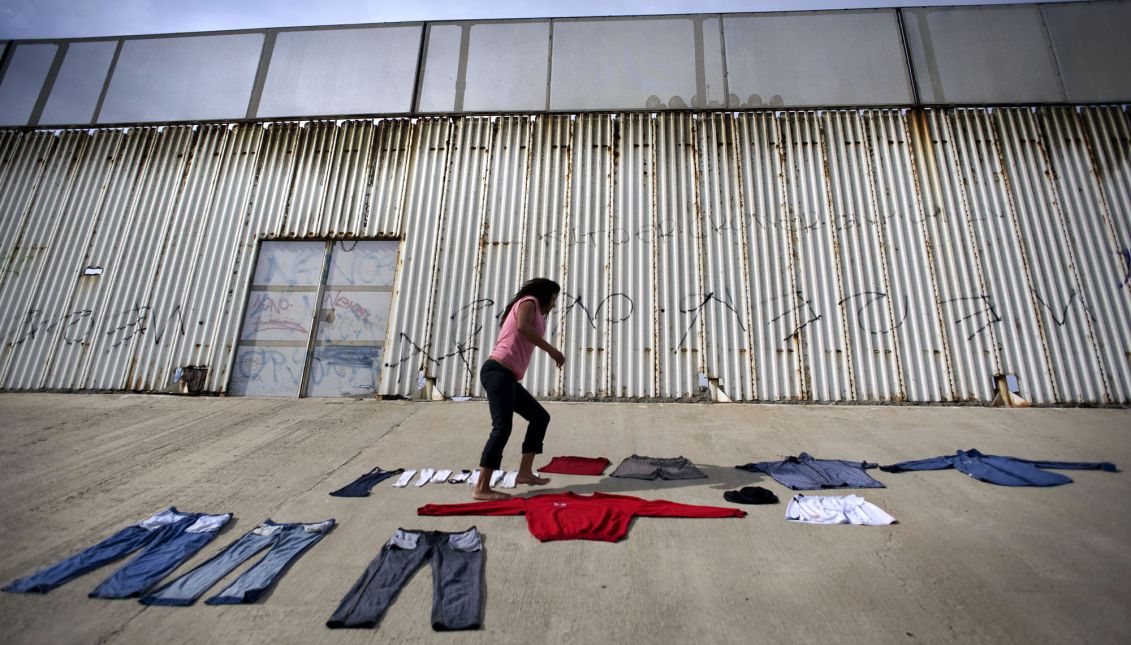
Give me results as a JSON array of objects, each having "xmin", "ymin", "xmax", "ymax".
[
  {"xmin": 273, "ymin": 405, "xmax": 424, "ymax": 509},
  {"xmin": 95, "ymin": 605, "xmax": 148, "ymax": 645}
]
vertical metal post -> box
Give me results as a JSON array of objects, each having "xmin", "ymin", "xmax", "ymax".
[{"xmin": 299, "ymin": 240, "xmax": 334, "ymax": 396}]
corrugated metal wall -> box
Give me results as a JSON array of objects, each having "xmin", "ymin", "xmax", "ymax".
[{"xmin": 1, "ymin": 107, "xmax": 1128, "ymax": 403}]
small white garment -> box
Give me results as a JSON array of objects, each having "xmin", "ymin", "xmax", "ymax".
[
  {"xmin": 448, "ymin": 470, "xmax": 472, "ymax": 483},
  {"xmin": 499, "ymin": 471, "xmax": 519, "ymax": 489},
  {"xmin": 467, "ymin": 471, "xmax": 481, "ymax": 486},
  {"xmin": 489, "ymin": 470, "xmax": 505, "ymax": 487},
  {"xmin": 138, "ymin": 509, "xmax": 189, "ymax": 530},
  {"xmin": 785, "ymin": 494, "xmax": 896, "ymax": 525},
  {"xmin": 393, "ymin": 469, "xmax": 418, "ymax": 488},
  {"xmin": 185, "ymin": 514, "xmax": 231, "ymax": 534},
  {"xmin": 414, "ymin": 468, "xmax": 436, "ymax": 487},
  {"xmin": 430, "ymin": 469, "xmax": 453, "ymax": 483}
]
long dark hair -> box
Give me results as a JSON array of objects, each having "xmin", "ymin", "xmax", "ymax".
[{"xmin": 499, "ymin": 278, "xmax": 560, "ymax": 326}]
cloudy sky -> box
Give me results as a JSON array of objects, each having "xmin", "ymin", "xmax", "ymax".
[{"xmin": 0, "ymin": 0, "xmax": 1083, "ymax": 40}]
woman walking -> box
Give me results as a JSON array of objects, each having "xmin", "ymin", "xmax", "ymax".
[{"xmin": 475, "ymin": 278, "xmax": 566, "ymax": 500}]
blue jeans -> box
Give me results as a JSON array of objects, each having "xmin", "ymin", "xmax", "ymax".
[
  {"xmin": 141, "ymin": 519, "xmax": 335, "ymax": 606},
  {"xmin": 3, "ymin": 507, "xmax": 230, "ymax": 598}
]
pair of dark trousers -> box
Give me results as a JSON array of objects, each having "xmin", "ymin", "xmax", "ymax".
[
  {"xmin": 3, "ymin": 507, "xmax": 230, "ymax": 598},
  {"xmin": 327, "ymin": 527, "xmax": 484, "ymax": 631},
  {"xmin": 479, "ymin": 359, "xmax": 549, "ymax": 470}
]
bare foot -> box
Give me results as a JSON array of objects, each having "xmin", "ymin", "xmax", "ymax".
[
  {"xmin": 472, "ymin": 489, "xmax": 511, "ymax": 501},
  {"xmin": 516, "ymin": 474, "xmax": 551, "ymax": 486}
]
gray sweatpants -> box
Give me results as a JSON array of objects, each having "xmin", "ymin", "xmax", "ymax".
[{"xmin": 327, "ymin": 527, "xmax": 483, "ymax": 631}]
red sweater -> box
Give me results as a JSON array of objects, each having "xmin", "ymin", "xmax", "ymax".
[{"xmin": 417, "ymin": 492, "xmax": 746, "ymax": 542}]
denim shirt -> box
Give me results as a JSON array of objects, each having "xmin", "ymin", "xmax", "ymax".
[
  {"xmin": 735, "ymin": 453, "xmax": 885, "ymax": 490},
  {"xmin": 880, "ymin": 449, "xmax": 1118, "ymax": 486}
]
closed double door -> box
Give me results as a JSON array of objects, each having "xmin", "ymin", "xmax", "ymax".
[{"xmin": 228, "ymin": 240, "xmax": 398, "ymax": 397}]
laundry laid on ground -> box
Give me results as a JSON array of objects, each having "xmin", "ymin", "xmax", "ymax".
[
  {"xmin": 417, "ymin": 492, "xmax": 746, "ymax": 542},
  {"xmin": 537, "ymin": 456, "xmax": 611, "ymax": 475},
  {"xmin": 785, "ymin": 495, "xmax": 896, "ymax": 525},
  {"xmin": 610, "ymin": 455, "xmax": 706, "ymax": 480},
  {"xmin": 327, "ymin": 527, "xmax": 484, "ymax": 631},
  {"xmin": 724, "ymin": 486, "xmax": 780, "ymax": 505},
  {"xmin": 735, "ymin": 453, "xmax": 885, "ymax": 490},
  {"xmin": 3, "ymin": 508, "xmax": 231, "ymax": 597},
  {"xmin": 140, "ymin": 519, "xmax": 335, "ymax": 606},
  {"xmin": 879, "ymin": 449, "xmax": 1119, "ymax": 486},
  {"xmin": 330, "ymin": 467, "xmax": 405, "ymax": 497}
]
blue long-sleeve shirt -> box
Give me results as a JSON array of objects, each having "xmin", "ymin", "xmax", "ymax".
[
  {"xmin": 735, "ymin": 453, "xmax": 885, "ymax": 490},
  {"xmin": 879, "ymin": 449, "xmax": 1118, "ymax": 486}
]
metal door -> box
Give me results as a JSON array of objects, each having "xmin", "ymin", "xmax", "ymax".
[{"xmin": 227, "ymin": 239, "xmax": 398, "ymax": 397}]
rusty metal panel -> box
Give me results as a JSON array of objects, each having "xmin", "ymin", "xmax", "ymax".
[
  {"xmin": 558, "ymin": 114, "xmax": 615, "ymax": 398},
  {"xmin": 318, "ymin": 121, "xmax": 376, "ymax": 236},
  {"xmin": 364, "ymin": 119, "xmax": 413, "ymax": 237},
  {"xmin": 470, "ymin": 116, "xmax": 533, "ymax": 397},
  {"xmin": 428, "ymin": 117, "xmax": 494, "ymax": 397},
  {"xmin": 67, "ymin": 126, "xmax": 197, "ymax": 390},
  {"xmin": 994, "ymin": 108, "xmax": 1107, "ymax": 403},
  {"xmin": 520, "ymin": 115, "xmax": 573, "ymax": 398},
  {"xmin": 0, "ymin": 109, "xmax": 1127, "ymax": 403},
  {"xmin": 1047, "ymin": 106, "xmax": 1131, "ymax": 403},
  {"xmin": 779, "ymin": 111, "xmax": 853, "ymax": 401},
  {"xmin": 865, "ymin": 110, "xmax": 953, "ymax": 402},
  {"xmin": 123, "ymin": 125, "xmax": 233, "ymax": 392},
  {"xmin": 821, "ymin": 110, "xmax": 903, "ymax": 401},
  {"xmin": 910, "ymin": 110, "xmax": 1000, "ymax": 401},
  {"xmin": 610, "ymin": 113, "xmax": 656, "ymax": 399},
  {"xmin": 696, "ymin": 113, "xmax": 754, "ymax": 401},
  {"xmin": 655, "ymin": 113, "xmax": 703, "ymax": 398},
  {"xmin": 944, "ymin": 109, "xmax": 1055, "ymax": 404},
  {"xmin": 0, "ymin": 131, "xmax": 86, "ymax": 386},
  {"xmin": 380, "ymin": 118, "xmax": 452, "ymax": 396},
  {"xmin": 735, "ymin": 113, "xmax": 805, "ymax": 401}
]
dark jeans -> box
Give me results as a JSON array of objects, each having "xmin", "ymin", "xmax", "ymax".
[
  {"xmin": 327, "ymin": 527, "xmax": 484, "ymax": 631},
  {"xmin": 479, "ymin": 359, "xmax": 549, "ymax": 470}
]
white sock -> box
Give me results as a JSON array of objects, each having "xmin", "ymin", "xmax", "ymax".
[
  {"xmin": 430, "ymin": 469, "xmax": 452, "ymax": 483},
  {"xmin": 500, "ymin": 470, "xmax": 519, "ymax": 488},
  {"xmin": 467, "ymin": 471, "xmax": 481, "ymax": 486},
  {"xmin": 393, "ymin": 470, "xmax": 417, "ymax": 488},
  {"xmin": 414, "ymin": 468, "xmax": 435, "ymax": 487},
  {"xmin": 448, "ymin": 470, "xmax": 472, "ymax": 483},
  {"xmin": 490, "ymin": 470, "xmax": 505, "ymax": 487}
]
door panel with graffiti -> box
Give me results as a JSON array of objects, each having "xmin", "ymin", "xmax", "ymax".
[{"xmin": 228, "ymin": 240, "xmax": 398, "ymax": 397}]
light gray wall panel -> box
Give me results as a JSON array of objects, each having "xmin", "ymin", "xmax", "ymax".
[
  {"xmin": 39, "ymin": 41, "xmax": 117, "ymax": 126},
  {"xmin": 256, "ymin": 27, "xmax": 421, "ymax": 118},
  {"xmin": 902, "ymin": 6, "xmax": 1064, "ymax": 105},
  {"xmin": 0, "ymin": 44, "xmax": 56, "ymax": 126},
  {"xmin": 723, "ymin": 11, "xmax": 912, "ymax": 108},
  {"xmin": 550, "ymin": 17, "xmax": 726, "ymax": 111},
  {"xmin": 98, "ymin": 35, "xmax": 262, "ymax": 123},
  {"xmin": 1042, "ymin": 1, "xmax": 1131, "ymax": 103}
]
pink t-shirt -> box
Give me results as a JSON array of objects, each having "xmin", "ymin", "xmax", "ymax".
[{"xmin": 489, "ymin": 295, "xmax": 545, "ymax": 380}]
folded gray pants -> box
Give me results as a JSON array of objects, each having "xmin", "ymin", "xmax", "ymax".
[
  {"xmin": 610, "ymin": 454, "xmax": 707, "ymax": 480},
  {"xmin": 327, "ymin": 527, "xmax": 483, "ymax": 631}
]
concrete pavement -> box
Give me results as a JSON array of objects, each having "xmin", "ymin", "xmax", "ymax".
[{"xmin": 0, "ymin": 393, "xmax": 1127, "ymax": 644}]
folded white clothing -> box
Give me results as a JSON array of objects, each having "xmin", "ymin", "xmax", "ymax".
[
  {"xmin": 489, "ymin": 470, "xmax": 505, "ymax": 487},
  {"xmin": 785, "ymin": 494, "xmax": 896, "ymax": 525},
  {"xmin": 467, "ymin": 471, "xmax": 481, "ymax": 486},
  {"xmin": 500, "ymin": 470, "xmax": 519, "ymax": 489},
  {"xmin": 430, "ymin": 469, "xmax": 453, "ymax": 483},
  {"xmin": 393, "ymin": 469, "xmax": 417, "ymax": 488},
  {"xmin": 414, "ymin": 468, "xmax": 436, "ymax": 487},
  {"xmin": 448, "ymin": 470, "xmax": 472, "ymax": 483}
]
